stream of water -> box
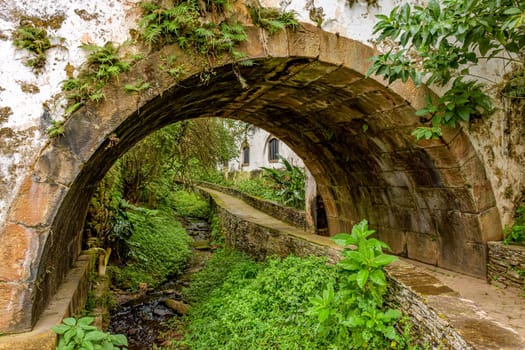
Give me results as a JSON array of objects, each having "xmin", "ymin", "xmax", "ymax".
[{"xmin": 108, "ymin": 217, "xmax": 212, "ymax": 350}]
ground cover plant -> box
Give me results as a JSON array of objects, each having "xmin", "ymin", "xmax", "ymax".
[
  {"xmin": 110, "ymin": 207, "xmax": 191, "ymax": 291},
  {"xmin": 161, "ymin": 221, "xmax": 419, "ymax": 349}
]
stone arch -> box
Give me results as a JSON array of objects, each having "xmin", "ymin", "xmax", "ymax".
[{"xmin": 0, "ymin": 23, "xmax": 502, "ymax": 333}]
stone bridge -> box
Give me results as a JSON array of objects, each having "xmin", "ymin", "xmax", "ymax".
[{"xmin": 0, "ymin": 0, "xmax": 523, "ymax": 335}]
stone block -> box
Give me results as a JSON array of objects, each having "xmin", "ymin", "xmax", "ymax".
[
  {"xmin": 470, "ymin": 181, "xmax": 497, "ymax": 212},
  {"xmin": 237, "ymin": 26, "xmax": 269, "ymax": 58},
  {"xmin": 377, "ymin": 228, "xmax": 407, "ymax": 255},
  {"xmin": 285, "ymin": 61, "xmax": 338, "ymax": 87},
  {"xmin": 33, "ymin": 145, "xmax": 83, "ymax": 187},
  {"xmin": 315, "ymin": 66, "xmax": 362, "ymax": 88},
  {"xmin": 341, "ymin": 37, "xmax": 376, "ymax": 77},
  {"xmin": 0, "ymin": 224, "xmax": 40, "ymax": 282},
  {"xmin": 478, "ymin": 207, "xmax": 503, "ymax": 241},
  {"xmin": 318, "ymin": 30, "xmax": 347, "ymax": 66},
  {"xmin": 439, "ymin": 241, "xmax": 487, "ymax": 278},
  {"xmin": 287, "ymin": 23, "xmax": 321, "ymax": 58},
  {"xmin": 386, "ymin": 186, "xmax": 415, "ymax": 209},
  {"xmin": 447, "ymin": 131, "xmax": 477, "ymax": 163},
  {"xmin": 8, "ymin": 176, "xmax": 66, "ymax": 227},
  {"xmin": 407, "ymin": 232, "xmax": 438, "ymax": 265},
  {"xmin": 0, "ymin": 282, "xmax": 34, "ymax": 333}
]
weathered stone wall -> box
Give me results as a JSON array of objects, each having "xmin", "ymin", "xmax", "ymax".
[
  {"xmin": 206, "ymin": 188, "xmax": 525, "ymax": 349},
  {"xmin": 199, "ymin": 182, "xmax": 308, "ymax": 230},
  {"xmin": 488, "ymin": 241, "xmax": 525, "ymax": 290}
]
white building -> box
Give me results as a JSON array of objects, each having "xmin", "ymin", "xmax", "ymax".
[{"xmin": 227, "ymin": 125, "xmax": 304, "ymax": 172}]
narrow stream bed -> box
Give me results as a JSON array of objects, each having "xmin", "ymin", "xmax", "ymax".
[{"xmin": 108, "ymin": 217, "xmax": 212, "ymax": 350}]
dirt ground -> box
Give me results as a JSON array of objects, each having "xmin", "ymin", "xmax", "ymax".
[{"xmin": 405, "ymin": 259, "xmax": 525, "ymax": 340}]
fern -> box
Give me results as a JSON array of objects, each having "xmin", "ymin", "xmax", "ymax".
[
  {"xmin": 248, "ymin": 6, "xmax": 298, "ymax": 35},
  {"xmin": 12, "ymin": 25, "xmax": 52, "ymax": 71}
]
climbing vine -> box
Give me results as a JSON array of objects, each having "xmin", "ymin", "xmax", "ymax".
[{"xmin": 368, "ymin": 0, "xmax": 525, "ymax": 139}]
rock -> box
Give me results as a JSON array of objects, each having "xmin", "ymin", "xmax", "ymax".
[
  {"xmin": 190, "ymin": 239, "xmax": 210, "ymax": 250},
  {"xmin": 164, "ymin": 299, "xmax": 191, "ymax": 315}
]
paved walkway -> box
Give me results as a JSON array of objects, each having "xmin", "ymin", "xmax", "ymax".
[{"xmin": 204, "ymin": 187, "xmax": 525, "ymax": 342}]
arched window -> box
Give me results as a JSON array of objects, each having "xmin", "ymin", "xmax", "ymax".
[
  {"xmin": 242, "ymin": 145, "xmax": 250, "ymax": 166},
  {"xmin": 268, "ymin": 138, "xmax": 279, "ymax": 162}
]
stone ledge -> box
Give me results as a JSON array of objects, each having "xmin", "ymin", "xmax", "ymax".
[
  {"xmin": 203, "ymin": 187, "xmax": 525, "ymax": 349},
  {"xmin": 0, "ymin": 254, "xmax": 93, "ymax": 350}
]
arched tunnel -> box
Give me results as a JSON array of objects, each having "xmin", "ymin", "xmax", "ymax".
[{"xmin": 1, "ymin": 24, "xmax": 502, "ymax": 332}]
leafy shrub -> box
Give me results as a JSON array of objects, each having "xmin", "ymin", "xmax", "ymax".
[
  {"xmin": 111, "ymin": 209, "xmax": 191, "ymax": 291},
  {"xmin": 261, "ymin": 156, "xmax": 306, "ymax": 209},
  {"xmin": 61, "ymin": 42, "xmax": 133, "ymax": 118},
  {"xmin": 247, "ymin": 5, "xmax": 298, "ymax": 34},
  {"xmin": 503, "ymin": 206, "xmax": 525, "ymax": 245},
  {"xmin": 52, "ymin": 316, "xmax": 128, "ymax": 350},
  {"xmin": 308, "ymin": 220, "xmax": 415, "ymax": 349},
  {"xmin": 368, "ymin": 0, "xmax": 524, "ymax": 139}
]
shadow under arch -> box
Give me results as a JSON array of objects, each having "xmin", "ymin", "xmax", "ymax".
[{"xmin": 0, "ymin": 23, "xmax": 502, "ymax": 333}]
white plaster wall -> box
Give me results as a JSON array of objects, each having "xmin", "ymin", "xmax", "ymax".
[
  {"xmin": 0, "ymin": 0, "xmax": 140, "ymax": 226},
  {"xmin": 0, "ymin": 0, "xmax": 521, "ymax": 231}
]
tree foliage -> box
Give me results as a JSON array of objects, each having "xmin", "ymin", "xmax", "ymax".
[{"xmin": 368, "ymin": 0, "xmax": 525, "ymax": 139}]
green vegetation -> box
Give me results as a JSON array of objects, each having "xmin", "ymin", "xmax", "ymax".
[
  {"xmin": 172, "ymin": 254, "xmax": 336, "ymax": 349},
  {"xmin": 261, "ymin": 156, "xmax": 306, "ymax": 209},
  {"xmin": 47, "ymin": 120, "xmax": 65, "ymax": 137},
  {"xmin": 168, "ymin": 189, "xmax": 210, "ymax": 218},
  {"xmin": 159, "ymin": 221, "xmax": 416, "ymax": 349},
  {"xmin": 139, "ymin": 0, "xmax": 248, "ymax": 62},
  {"xmin": 368, "ymin": 0, "xmax": 524, "ymax": 139},
  {"xmin": 52, "ymin": 316, "xmax": 128, "ymax": 350},
  {"xmin": 182, "ymin": 248, "xmax": 257, "ymax": 304},
  {"xmin": 308, "ymin": 220, "xmax": 415, "ymax": 349},
  {"xmin": 503, "ymin": 206, "xmax": 525, "ymax": 245},
  {"xmin": 110, "ymin": 208, "xmax": 191, "ymax": 291},
  {"xmin": 12, "ymin": 24, "xmax": 52, "ymax": 71},
  {"xmin": 248, "ymin": 5, "xmax": 299, "ymax": 34},
  {"xmin": 62, "ymin": 42, "xmax": 132, "ymax": 111},
  {"xmin": 123, "ymin": 80, "xmax": 151, "ymax": 94}
]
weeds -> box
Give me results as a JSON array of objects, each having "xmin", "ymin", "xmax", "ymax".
[
  {"xmin": 12, "ymin": 24, "xmax": 52, "ymax": 71},
  {"xmin": 503, "ymin": 206, "xmax": 525, "ymax": 245}
]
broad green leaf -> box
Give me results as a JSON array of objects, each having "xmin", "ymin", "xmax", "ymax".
[
  {"xmin": 51, "ymin": 324, "xmax": 69, "ymax": 335},
  {"xmin": 85, "ymin": 330, "xmax": 107, "ymax": 342},
  {"xmin": 78, "ymin": 317, "xmax": 95, "ymax": 327},
  {"xmin": 331, "ymin": 233, "xmax": 355, "ymax": 247},
  {"xmin": 368, "ymin": 269, "xmax": 387, "ymax": 286},
  {"xmin": 63, "ymin": 318, "xmax": 77, "ymax": 326},
  {"xmin": 356, "ymin": 269, "xmax": 369, "ymax": 289},
  {"xmin": 371, "ymin": 254, "xmax": 397, "ymax": 267}
]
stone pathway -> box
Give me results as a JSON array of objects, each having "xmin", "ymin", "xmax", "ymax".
[
  {"xmin": 409, "ymin": 259, "xmax": 525, "ymax": 340},
  {"xmin": 204, "ymin": 186, "xmax": 525, "ymax": 348}
]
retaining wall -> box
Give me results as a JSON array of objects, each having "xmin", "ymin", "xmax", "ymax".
[{"xmin": 488, "ymin": 241, "xmax": 525, "ymax": 290}]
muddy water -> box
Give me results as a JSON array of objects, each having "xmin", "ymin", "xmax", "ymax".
[{"xmin": 108, "ymin": 217, "xmax": 211, "ymax": 350}]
